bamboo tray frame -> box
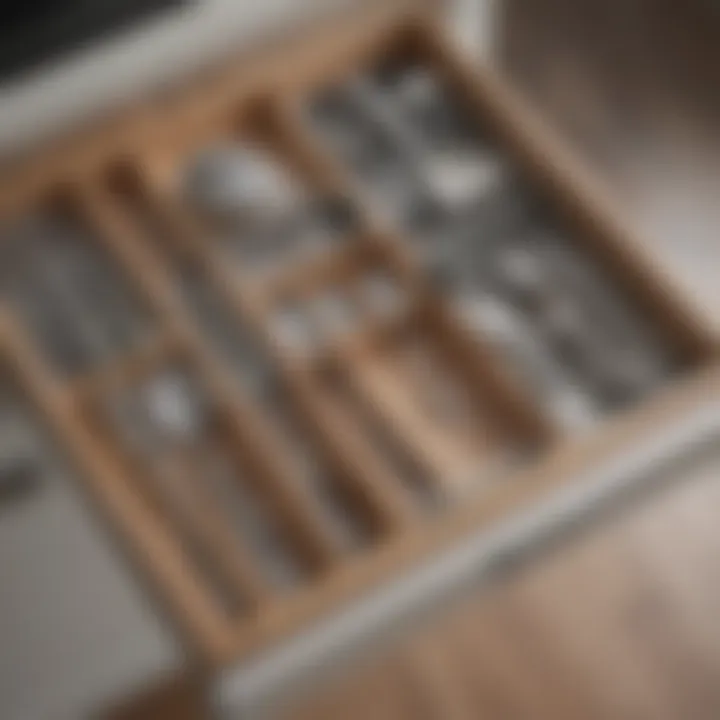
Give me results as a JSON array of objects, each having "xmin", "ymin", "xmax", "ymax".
[{"xmin": 0, "ymin": 0, "xmax": 718, "ymax": 673}]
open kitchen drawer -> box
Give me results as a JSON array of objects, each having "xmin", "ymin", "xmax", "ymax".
[{"xmin": 0, "ymin": 1, "xmax": 718, "ymax": 715}]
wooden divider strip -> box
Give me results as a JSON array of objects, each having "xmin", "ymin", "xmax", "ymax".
[
  {"xmin": 80, "ymin": 185, "xmax": 343, "ymax": 572},
  {"xmin": 269, "ymin": 99, "xmax": 365, "ymax": 208},
  {"xmin": 213, "ymin": 360, "xmax": 720, "ymax": 664},
  {"xmin": 142, "ymin": 187, "xmax": 418, "ymax": 533},
  {"xmin": 76, "ymin": 189, "xmax": 295, "ymax": 602},
  {"xmin": 343, "ymin": 352, "xmax": 481, "ymax": 489},
  {"xmin": 0, "ymin": 309, "xmax": 232, "ymax": 660},
  {"xmin": 131, "ymin": 443, "xmax": 273, "ymax": 611},
  {"xmin": 420, "ymin": 299, "xmax": 558, "ymax": 446},
  {"xmin": 216, "ymin": 103, "xmax": 479, "ymax": 502},
  {"xmin": 257, "ymin": 240, "xmax": 369, "ymax": 308},
  {"xmin": 415, "ymin": 14, "xmax": 718, "ymax": 365},
  {"xmin": 271, "ymin": 69, "xmax": 559, "ymax": 451},
  {"xmin": 281, "ymin": 362, "xmax": 419, "ymax": 531},
  {"xmin": 70, "ymin": 329, "xmax": 179, "ymax": 401}
]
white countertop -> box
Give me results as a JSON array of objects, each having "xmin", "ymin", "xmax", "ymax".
[
  {"xmin": 0, "ymin": 1, "xmax": 498, "ymax": 161},
  {"xmin": 0, "ymin": 1, "xmax": 347, "ymax": 160},
  {"xmin": 0, "ymin": 419, "xmax": 181, "ymax": 720}
]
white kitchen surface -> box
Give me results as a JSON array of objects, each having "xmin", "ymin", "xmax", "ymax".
[
  {"xmin": 0, "ymin": 1, "xmax": 497, "ymax": 161},
  {"xmin": 0, "ymin": 1, "xmax": 346, "ymax": 160},
  {"xmin": 0, "ymin": 417, "xmax": 181, "ymax": 720}
]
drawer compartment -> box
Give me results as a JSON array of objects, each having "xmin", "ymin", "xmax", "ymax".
[{"xmin": 0, "ymin": 1, "xmax": 715, "ymax": 673}]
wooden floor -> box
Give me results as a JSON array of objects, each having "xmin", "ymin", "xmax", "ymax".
[
  {"xmin": 288, "ymin": 442, "xmax": 720, "ymax": 720},
  {"xmin": 284, "ymin": 3, "xmax": 720, "ymax": 718}
]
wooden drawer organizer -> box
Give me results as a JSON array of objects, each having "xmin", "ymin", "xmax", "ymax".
[{"xmin": 0, "ymin": 1, "xmax": 717, "ymax": 670}]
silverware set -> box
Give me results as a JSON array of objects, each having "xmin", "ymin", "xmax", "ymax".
[
  {"xmin": 0, "ymin": 215, "xmax": 151, "ymax": 376},
  {"xmin": 304, "ymin": 61, "xmax": 678, "ymax": 429},
  {"xmin": 309, "ymin": 63, "xmax": 503, "ymax": 231},
  {"xmin": 270, "ymin": 268, "xmax": 408, "ymax": 354},
  {"xmin": 425, "ymin": 183, "xmax": 676, "ymax": 427},
  {"xmin": 182, "ymin": 145, "xmax": 358, "ymax": 275},
  {"xmin": 106, "ymin": 367, "xmax": 308, "ymax": 591}
]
